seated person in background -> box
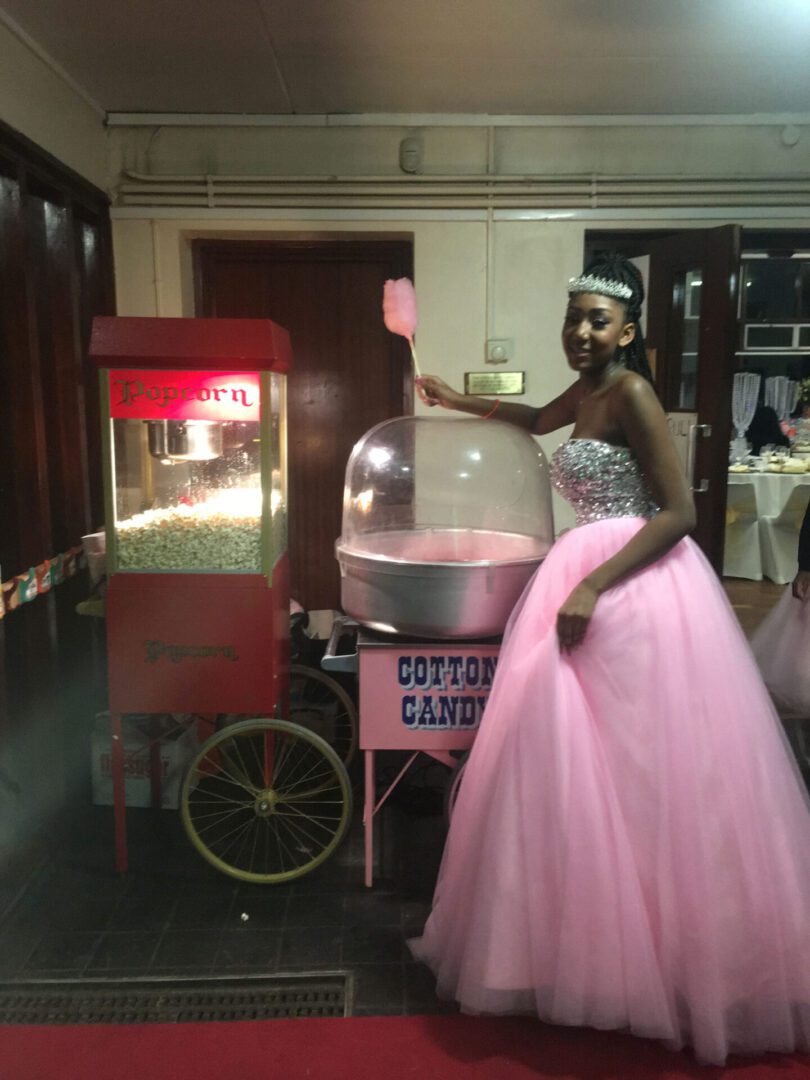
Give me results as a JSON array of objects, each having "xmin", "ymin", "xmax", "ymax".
[
  {"xmin": 798, "ymin": 501, "xmax": 810, "ymax": 602},
  {"xmin": 747, "ymin": 403, "xmax": 791, "ymax": 455}
]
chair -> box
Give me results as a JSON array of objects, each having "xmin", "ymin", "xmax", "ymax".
[
  {"xmin": 723, "ymin": 482, "xmax": 762, "ymax": 580},
  {"xmin": 759, "ymin": 485, "xmax": 810, "ymax": 585}
]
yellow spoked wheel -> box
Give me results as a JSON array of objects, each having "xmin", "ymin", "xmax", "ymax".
[
  {"xmin": 181, "ymin": 719, "xmax": 352, "ymax": 884},
  {"xmin": 289, "ymin": 664, "xmax": 358, "ymax": 770}
]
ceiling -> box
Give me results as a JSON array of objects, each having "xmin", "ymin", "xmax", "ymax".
[{"xmin": 3, "ymin": 0, "xmax": 810, "ymax": 118}]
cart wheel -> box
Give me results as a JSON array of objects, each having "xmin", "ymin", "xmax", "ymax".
[
  {"xmin": 181, "ymin": 718, "xmax": 352, "ymax": 884},
  {"xmin": 289, "ymin": 663, "xmax": 358, "ymax": 770},
  {"xmin": 443, "ymin": 751, "xmax": 469, "ymax": 827}
]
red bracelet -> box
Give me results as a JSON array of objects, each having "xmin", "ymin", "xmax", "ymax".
[{"xmin": 481, "ymin": 398, "xmax": 501, "ymax": 420}]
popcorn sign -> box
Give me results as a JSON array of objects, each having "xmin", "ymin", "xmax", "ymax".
[{"xmin": 109, "ymin": 369, "xmax": 261, "ymax": 422}]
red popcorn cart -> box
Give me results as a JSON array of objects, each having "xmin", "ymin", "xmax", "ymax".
[{"xmin": 90, "ymin": 316, "xmax": 352, "ymax": 882}]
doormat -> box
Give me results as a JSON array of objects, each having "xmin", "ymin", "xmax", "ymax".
[{"xmin": 0, "ymin": 972, "xmax": 351, "ymax": 1024}]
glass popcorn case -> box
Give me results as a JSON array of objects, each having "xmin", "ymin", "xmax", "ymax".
[{"xmin": 106, "ymin": 372, "xmax": 286, "ymax": 575}]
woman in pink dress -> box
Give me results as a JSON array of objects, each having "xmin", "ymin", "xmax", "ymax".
[{"xmin": 410, "ymin": 253, "xmax": 810, "ymax": 1066}]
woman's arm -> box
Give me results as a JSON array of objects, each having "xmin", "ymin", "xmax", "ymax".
[
  {"xmin": 416, "ymin": 375, "xmax": 579, "ymax": 435},
  {"xmin": 556, "ymin": 376, "xmax": 697, "ymax": 650}
]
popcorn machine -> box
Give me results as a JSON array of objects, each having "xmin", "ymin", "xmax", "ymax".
[{"xmin": 90, "ymin": 317, "xmax": 352, "ymax": 882}]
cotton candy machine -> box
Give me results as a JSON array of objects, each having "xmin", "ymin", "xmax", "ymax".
[{"xmin": 335, "ymin": 416, "xmax": 553, "ymax": 638}]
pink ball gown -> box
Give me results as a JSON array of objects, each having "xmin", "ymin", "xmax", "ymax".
[{"xmin": 409, "ymin": 439, "xmax": 810, "ymax": 1066}]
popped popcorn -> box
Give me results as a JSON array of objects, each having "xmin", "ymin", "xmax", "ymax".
[{"xmin": 117, "ymin": 503, "xmax": 261, "ymax": 571}]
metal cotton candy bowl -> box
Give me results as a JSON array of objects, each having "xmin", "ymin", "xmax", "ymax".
[{"xmin": 336, "ymin": 416, "xmax": 554, "ymax": 639}]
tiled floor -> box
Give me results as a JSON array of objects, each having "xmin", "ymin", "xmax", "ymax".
[
  {"xmin": 0, "ymin": 769, "xmax": 455, "ymax": 1017},
  {"xmin": 1, "ymin": 579, "xmax": 801, "ymax": 1019}
]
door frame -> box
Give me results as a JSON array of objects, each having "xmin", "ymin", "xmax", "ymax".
[
  {"xmin": 646, "ymin": 225, "xmax": 741, "ymax": 571},
  {"xmin": 586, "ymin": 227, "xmax": 741, "ymax": 573}
]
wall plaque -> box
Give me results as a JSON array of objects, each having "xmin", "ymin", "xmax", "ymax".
[{"xmin": 464, "ymin": 371, "xmax": 525, "ymax": 395}]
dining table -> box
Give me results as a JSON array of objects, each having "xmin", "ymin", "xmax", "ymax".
[{"xmin": 725, "ymin": 469, "xmax": 810, "ymax": 583}]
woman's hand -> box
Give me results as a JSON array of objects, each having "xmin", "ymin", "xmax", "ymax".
[
  {"xmin": 556, "ymin": 581, "xmax": 600, "ymax": 652},
  {"xmin": 792, "ymin": 569, "xmax": 810, "ymax": 602},
  {"xmin": 416, "ymin": 375, "xmax": 464, "ymax": 410}
]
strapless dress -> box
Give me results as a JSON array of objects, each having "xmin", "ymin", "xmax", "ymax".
[{"xmin": 410, "ymin": 439, "xmax": 810, "ymax": 1066}]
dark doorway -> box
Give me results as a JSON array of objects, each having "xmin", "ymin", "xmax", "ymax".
[{"xmin": 194, "ymin": 237, "xmax": 413, "ymax": 610}]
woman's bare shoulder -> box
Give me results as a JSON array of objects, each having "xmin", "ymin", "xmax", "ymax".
[{"xmin": 614, "ymin": 370, "xmax": 657, "ymax": 402}]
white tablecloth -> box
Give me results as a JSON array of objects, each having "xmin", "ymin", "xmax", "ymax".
[
  {"xmin": 727, "ymin": 472, "xmax": 810, "ymax": 517},
  {"xmin": 725, "ymin": 472, "xmax": 810, "ymax": 583}
]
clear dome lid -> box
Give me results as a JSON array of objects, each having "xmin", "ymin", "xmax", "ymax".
[{"xmin": 339, "ymin": 416, "xmax": 553, "ymax": 564}]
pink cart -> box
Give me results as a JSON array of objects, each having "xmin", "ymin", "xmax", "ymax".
[
  {"xmin": 324, "ymin": 618, "xmax": 500, "ymax": 887},
  {"xmin": 327, "ymin": 415, "xmax": 553, "ymax": 885}
]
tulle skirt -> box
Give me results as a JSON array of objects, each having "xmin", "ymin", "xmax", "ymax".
[
  {"xmin": 409, "ymin": 517, "xmax": 810, "ymax": 1066},
  {"xmin": 751, "ymin": 586, "xmax": 810, "ymax": 717}
]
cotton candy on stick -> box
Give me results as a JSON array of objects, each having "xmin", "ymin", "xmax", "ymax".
[{"xmin": 383, "ymin": 278, "xmax": 422, "ymax": 379}]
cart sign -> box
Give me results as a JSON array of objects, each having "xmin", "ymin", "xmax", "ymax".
[
  {"xmin": 398, "ymin": 653, "xmax": 497, "ymax": 729},
  {"xmin": 359, "ymin": 645, "xmax": 500, "ymax": 751},
  {"xmin": 108, "ymin": 369, "xmax": 261, "ymax": 422}
]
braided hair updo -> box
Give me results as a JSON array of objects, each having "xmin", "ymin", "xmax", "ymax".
[{"xmin": 571, "ymin": 252, "xmax": 654, "ymax": 384}]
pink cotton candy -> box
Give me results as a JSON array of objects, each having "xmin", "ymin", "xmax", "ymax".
[
  {"xmin": 383, "ymin": 278, "xmax": 418, "ymax": 343},
  {"xmin": 383, "ymin": 278, "xmax": 423, "ymax": 378}
]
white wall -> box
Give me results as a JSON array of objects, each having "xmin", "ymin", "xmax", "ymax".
[{"xmin": 0, "ymin": 18, "xmax": 107, "ymax": 189}]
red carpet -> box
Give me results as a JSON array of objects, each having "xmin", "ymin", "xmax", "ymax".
[{"xmin": 1, "ymin": 1014, "xmax": 808, "ymax": 1080}]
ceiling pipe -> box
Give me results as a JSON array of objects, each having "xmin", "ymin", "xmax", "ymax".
[
  {"xmin": 117, "ymin": 196, "xmax": 810, "ymax": 212},
  {"xmin": 116, "ymin": 169, "xmax": 810, "ymax": 211},
  {"xmin": 107, "ymin": 112, "xmax": 810, "ymax": 129},
  {"xmin": 123, "ymin": 169, "xmax": 810, "ymax": 187}
]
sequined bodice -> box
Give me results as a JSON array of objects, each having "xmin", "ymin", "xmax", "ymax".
[{"xmin": 551, "ymin": 439, "xmax": 659, "ymax": 526}]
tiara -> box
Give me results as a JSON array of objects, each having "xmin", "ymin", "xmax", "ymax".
[{"xmin": 568, "ymin": 274, "xmax": 633, "ymax": 302}]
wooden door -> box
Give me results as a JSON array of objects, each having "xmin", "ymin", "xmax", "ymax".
[
  {"xmin": 645, "ymin": 226, "xmax": 741, "ymax": 571},
  {"xmin": 194, "ymin": 238, "xmax": 413, "ymax": 610}
]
